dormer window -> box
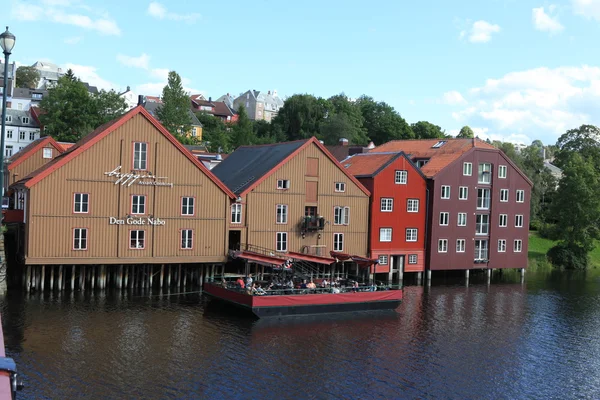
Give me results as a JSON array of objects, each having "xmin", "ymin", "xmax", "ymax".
[
  {"xmin": 43, "ymin": 148, "xmax": 53, "ymax": 159},
  {"xmin": 431, "ymin": 140, "xmax": 447, "ymax": 148},
  {"xmin": 5, "ymin": 115, "xmax": 11, "ymax": 123},
  {"xmin": 416, "ymin": 159, "xmax": 429, "ymax": 168},
  {"xmin": 277, "ymin": 179, "xmax": 290, "ymax": 189},
  {"xmin": 22, "ymin": 117, "xmax": 29, "ymax": 124}
]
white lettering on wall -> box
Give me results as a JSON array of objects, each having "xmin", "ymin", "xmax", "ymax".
[
  {"xmin": 109, "ymin": 217, "xmax": 166, "ymax": 226},
  {"xmin": 104, "ymin": 166, "xmax": 174, "ymax": 188}
]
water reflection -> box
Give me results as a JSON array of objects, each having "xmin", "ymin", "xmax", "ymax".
[{"xmin": 1, "ymin": 270, "xmax": 600, "ymax": 399}]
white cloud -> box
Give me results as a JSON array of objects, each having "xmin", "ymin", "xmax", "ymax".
[
  {"xmin": 147, "ymin": 2, "xmax": 200, "ymax": 23},
  {"xmin": 448, "ymin": 127, "xmax": 532, "ymax": 144},
  {"xmin": 572, "ymin": 0, "xmax": 600, "ymax": 20},
  {"xmin": 11, "ymin": 0, "xmax": 121, "ymax": 35},
  {"xmin": 64, "ymin": 36, "xmax": 83, "ymax": 45},
  {"xmin": 460, "ymin": 20, "xmax": 501, "ymax": 43},
  {"xmin": 64, "ymin": 63, "xmax": 118, "ymax": 91},
  {"xmin": 447, "ymin": 65, "xmax": 600, "ymax": 143},
  {"xmin": 135, "ymin": 82, "xmax": 200, "ymax": 97},
  {"xmin": 442, "ymin": 91, "xmax": 467, "ymax": 105},
  {"xmin": 117, "ymin": 53, "xmax": 150, "ymax": 69},
  {"xmin": 533, "ymin": 6, "xmax": 564, "ymax": 33},
  {"xmin": 149, "ymin": 68, "xmax": 169, "ymax": 81}
]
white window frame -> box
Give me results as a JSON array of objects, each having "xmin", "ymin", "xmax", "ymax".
[
  {"xmin": 130, "ymin": 230, "xmax": 146, "ymax": 249},
  {"xmin": 334, "ymin": 206, "xmax": 350, "ymax": 225},
  {"xmin": 438, "ymin": 239, "xmax": 448, "ymax": 253},
  {"xmin": 73, "ymin": 228, "xmax": 88, "ymax": 250},
  {"xmin": 276, "ymin": 204, "xmax": 288, "ymax": 224},
  {"xmin": 516, "ymin": 190, "xmax": 525, "ymax": 203},
  {"xmin": 500, "ymin": 189, "xmax": 509, "ymax": 202},
  {"xmin": 405, "ymin": 228, "xmax": 417, "ymax": 242},
  {"xmin": 498, "ymin": 165, "xmax": 507, "ymax": 179},
  {"xmin": 515, "ymin": 214, "xmax": 524, "ymax": 228},
  {"xmin": 457, "ymin": 213, "xmax": 467, "ymax": 227},
  {"xmin": 514, "ymin": 239, "xmax": 523, "ymax": 253},
  {"xmin": 5, "ymin": 115, "xmax": 11, "ymax": 123},
  {"xmin": 22, "ymin": 117, "xmax": 29, "ymax": 124},
  {"xmin": 459, "ymin": 186, "xmax": 468, "ymax": 200},
  {"xmin": 73, "ymin": 193, "xmax": 89, "ymax": 214},
  {"xmin": 6, "ymin": 130, "xmax": 12, "ymax": 139},
  {"xmin": 276, "ymin": 232, "xmax": 288, "ymax": 252},
  {"xmin": 181, "ymin": 197, "xmax": 195, "ymax": 216},
  {"xmin": 439, "ymin": 212, "xmax": 449, "ymax": 226},
  {"xmin": 378, "ymin": 255, "xmax": 388, "ymax": 265},
  {"xmin": 478, "ymin": 163, "xmax": 491, "ymax": 184},
  {"xmin": 5, "ymin": 146, "xmax": 12, "ymax": 157},
  {"xmin": 19, "ymin": 131, "xmax": 25, "ymax": 140},
  {"xmin": 441, "ymin": 185, "xmax": 450, "ymax": 199},
  {"xmin": 475, "ymin": 239, "xmax": 489, "ymax": 261},
  {"xmin": 380, "ymin": 228, "xmax": 392, "ymax": 242},
  {"xmin": 133, "ymin": 142, "xmax": 148, "ymax": 170},
  {"xmin": 477, "ymin": 188, "xmax": 491, "ymax": 210},
  {"xmin": 277, "ymin": 179, "xmax": 290, "ymax": 189},
  {"xmin": 408, "ymin": 255, "xmax": 417, "ymax": 264},
  {"xmin": 476, "ymin": 214, "xmax": 489, "ymax": 235},
  {"xmin": 498, "ymin": 239, "xmax": 506, "ymax": 253},
  {"xmin": 231, "ymin": 203, "xmax": 242, "ymax": 224},
  {"xmin": 43, "ymin": 148, "xmax": 53, "ymax": 159},
  {"xmin": 335, "ymin": 182, "xmax": 346, "ymax": 192},
  {"xmin": 380, "ymin": 198, "xmax": 393, "ymax": 212},
  {"xmin": 463, "ymin": 162, "xmax": 472, "ymax": 176},
  {"xmin": 456, "ymin": 239, "xmax": 466, "ymax": 253},
  {"xmin": 395, "ymin": 170, "xmax": 407, "ymax": 184},
  {"xmin": 181, "ymin": 229, "xmax": 193, "ymax": 249},
  {"xmin": 333, "ymin": 233, "xmax": 344, "ymax": 251},
  {"xmin": 407, "ymin": 199, "xmax": 419, "ymax": 213},
  {"xmin": 499, "ymin": 214, "xmax": 507, "ymax": 227},
  {"xmin": 29, "ymin": 131, "xmax": 35, "ymax": 141},
  {"xmin": 131, "ymin": 195, "xmax": 146, "ymax": 215}
]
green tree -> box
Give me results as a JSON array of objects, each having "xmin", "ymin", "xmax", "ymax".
[
  {"xmin": 15, "ymin": 66, "xmax": 40, "ymax": 89},
  {"xmin": 157, "ymin": 71, "xmax": 191, "ymax": 138},
  {"xmin": 195, "ymin": 112, "xmax": 231, "ymax": 153},
  {"xmin": 319, "ymin": 113, "xmax": 364, "ymax": 145},
  {"xmin": 355, "ymin": 95, "xmax": 413, "ymax": 144},
  {"xmin": 231, "ymin": 105, "xmax": 257, "ymax": 147},
  {"xmin": 90, "ymin": 89, "xmax": 128, "ymax": 128},
  {"xmin": 547, "ymin": 153, "xmax": 600, "ymax": 269},
  {"xmin": 64, "ymin": 68, "xmax": 77, "ymax": 82},
  {"xmin": 457, "ymin": 125, "xmax": 474, "ymax": 138},
  {"xmin": 271, "ymin": 94, "xmax": 332, "ymax": 141},
  {"xmin": 411, "ymin": 121, "xmax": 446, "ymax": 139},
  {"xmin": 555, "ymin": 125, "xmax": 600, "ymax": 171}
]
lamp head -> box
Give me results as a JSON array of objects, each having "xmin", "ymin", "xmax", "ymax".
[{"xmin": 0, "ymin": 27, "xmax": 15, "ymax": 55}]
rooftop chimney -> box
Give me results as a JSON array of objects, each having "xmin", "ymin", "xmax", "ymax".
[
  {"xmin": 138, "ymin": 95, "xmax": 146, "ymax": 107},
  {"xmin": 126, "ymin": 86, "xmax": 130, "ymax": 91},
  {"xmin": 339, "ymin": 138, "xmax": 349, "ymax": 146},
  {"xmin": 209, "ymin": 96, "xmax": 212, "ymax": 102}
]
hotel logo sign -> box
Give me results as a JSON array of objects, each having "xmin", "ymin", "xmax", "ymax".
[{"xmin": 104, "ymin": 166, "xmax": 174, "ymax": 188}]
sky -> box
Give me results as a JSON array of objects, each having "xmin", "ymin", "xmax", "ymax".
[{"xmin": 6, "ymin": 0, "xmax": 600, "ymax": 145}]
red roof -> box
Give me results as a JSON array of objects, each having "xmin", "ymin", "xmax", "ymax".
[
  {"xmin": 7, "ymin": 136, "xmax": 65, "ymax": 171},
  {"xmin": 18, "ymin": 106, "xmax": 236, "ymax": 198},
  {"xmin": 59, "ymin": 142, "xmax": 75, "ymax": 150},
  {"xmin": 370, "ymin": 138, "xmax": 496, "ymax": 177},
  {"xmin": 145, "ymin": 96, "xmax": 161, "ymax": 103},
  {"xmin": 212, "ymin": 101, "xmax": 235, "ymax": 117},
  {"xmin": 342, "ymin": 153, "xmax": 398, "ymax": 177}
]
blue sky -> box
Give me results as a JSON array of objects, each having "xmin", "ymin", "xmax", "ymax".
[{"xmin": 8, "ymin": 0, "xmax": 600, "ymax": 145}]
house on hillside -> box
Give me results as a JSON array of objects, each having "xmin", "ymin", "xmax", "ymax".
[
  {"xmin": 142, "ymin": 100, "xmax": 203, "ymax": 141},
  {"xmin": 326, "ymin": 138, "xmax": 375, "ymax": 161},
  {"xmin": 31, "ymin": 61, "xmax": 98, "ymax": 93},
  {"xmin": 371, "ymin": 138, "xmax": 532, "ymax": 277},
  {"xmin": 11, "ymin": 88, "xmax": 47, "ymax": 111},
  {"xmin": 232, "ymin": 90, "xmax": 284, "ymax": 122},
  {"xmin": 4, "ymin": 109, "xmax": 41, "ymax": 157},
  {"xmin": 119, "ymin": 86, "xmax": 138, "ymax": 110}
]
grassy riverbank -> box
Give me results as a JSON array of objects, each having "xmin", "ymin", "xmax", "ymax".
[{"xmin": 528, "ymin": 232, "xmax": 600, "ymax": 268}]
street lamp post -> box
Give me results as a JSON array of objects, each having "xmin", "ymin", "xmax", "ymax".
[{"xmin": 0, "ymin": 27, "xmax": 15, "ymax": 207}]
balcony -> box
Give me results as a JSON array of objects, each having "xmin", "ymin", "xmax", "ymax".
[
  {"xmin": 2, "ymin": 209, "xmax": 23, "ymax": 223},
  {"xmin": 301, "ymin": 215, "xmax": 325, "ymax": 232}
]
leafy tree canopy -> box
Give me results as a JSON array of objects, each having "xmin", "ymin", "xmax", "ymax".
[
  {"xmin": 157, "ymin": 71, "xmax": 191, "ymax": 137},
  {"xmin": 411, "ymin": 121, "xmax": 446, "ymax": 139},
  {"xmin": 15, "ymin": 66, "xmax": 40, "ymax": 89},
  {"xmin": 555, "ymin": 125, "xmax": 600, "ymax": 171},
  {"xmin": 355, "ymin": 95, "xmax": 414, "ymax": 144},
  {"xmin": 195, "ymin": 112, "xmax": 231, "ymax": 153},
  {"xmin": 456, "ymin": 125, "xmax": 474, "ymax": 138}
]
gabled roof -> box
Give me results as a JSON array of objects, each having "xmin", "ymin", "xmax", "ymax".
[
  {"xmin": 212, "ymin": 137, "xmax": 370, "ymax": 196},
  {"xmin": 143, "ymin": 101, "xmax": 203, "ymax": 127},
  {"xmin": 6, "ymin": 109, "xmax": 39, "ymax": 128},
  {"xmin": 370, "ymin": 138, "xmax": 496, "ymax": 177},
  {"xmin": 17, "ymin": 106, "xmax": 235, "ymax": 198},
  {"xmin": 7, "ymin": 136, "xmax": 64, "ymax": 171},
  {"xmin": 325, "ymin": 144, "xmax": 370, "ymax": 162},
  {"xmin": 212, "ymin": 101, "xmax": 236, "ymax": 117},
  {"xmin": 342, "ymin": 152, "xmax": 428, "ymax": 180}
]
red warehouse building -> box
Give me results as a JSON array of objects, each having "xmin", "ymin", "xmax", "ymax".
[{"xmin": 343, "ymin": 152, "xmax": 428, "ymax": 283}]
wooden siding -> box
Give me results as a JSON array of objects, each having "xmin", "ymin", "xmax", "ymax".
[
  {"xmin": 25, "ymin": 114, "xmax": 229, "ymax": 265},
  {"xmin": 243, "ymin": 143, "xmax": 370, "ymax": 257},
  {"xmin": 9, "ymin": 145, "xmax": 59, "ymax": 187}
]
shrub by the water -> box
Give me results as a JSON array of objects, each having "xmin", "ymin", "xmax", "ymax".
[{"xmin": 547, "ymin": 243, "xmax": 589, "ymax": 270}]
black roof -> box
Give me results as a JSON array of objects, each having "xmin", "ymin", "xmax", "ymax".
[
  {"xmin": 212, "ymin": 140, "xmax": 309, "ymax": 194},
  {"xmin": 143, "ymin": 101, "xmax": 202, "ymax": 127}
]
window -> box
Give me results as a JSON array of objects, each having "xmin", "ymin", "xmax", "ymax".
[
  {"xmin": 133, "ymin": 142, "xmax": 147, "ymax": 170},
  {"xmin": 22, "ymin": 117, "xmax": 29, "ymax": 124},
  {"xmin": 231, "ymin": 203, "xmax": 242, "ymax": 224},
  {"xmin": 498, "ymin": 239, "xmax": 506, "ymax": 253},
  {"xmin": 456, "ymin": 239, "xmax": 466, "ymax": 253},
  {"xmin": 478, "ymin": 163, "xmax": 491, "ymax": 184},
  {"xmin": 335, "ymin": 182, "xmax": 346, "ymax": 192},
  {"xmin": 378, "ymin": 255, "xmax": 388, "ymax": 265},
  {"xmin": 406, "ymin": 228, "xmax": 418, "ymax": 242},
  {"xmin": 516, "ymin": 190, "xmax": 525, "ymax": 203},
  {"xmin": 334, "ymin": 206, "xmax": 350, "ymax": 225},
  {"xmin": 5, "ymin": 146, "xmax": 12, "ymax": 157},
  {"xmin": 73, "ymin": 228, "xmax": 88, "ymax": 250},
  {"xmin": 498, "ymin": 165, "xmax": 507, "ymax": 179},
  {"xmin": 43, "ymin": 148, "xmax": 52, "ymax": 159},
  {"xmin": 407, "ymin": 199, "xmax": 419, "ymax": 213},
  {"xmin": 439, "ymin": 212, "xmax": 449, "ymax": 226},
  {"xmin": 459, "ymin": 186, "xmax": 468, "ymax": 200},
  {"xmin": 276, "ymin": 204, "xmax": 288, "ymax": 224},
  {"xmin": 74, "ymin": 193, "xmax": 89, "ymax": 213},
  {"xmin": 277, "ymin": 179, "xmax": 290, "ymax": 189},
  {"xmin": 441, "ymin": 185, "xmax": 450, "ymax": 199},
  {"xmin": 515, "ymin": 215, "xmax": 524, "ymax": 228},
  {"xmin": 6, "ymin": 130, "xmax": 12, "ymax": 139},
  {"xmin": 416, "ymin": 159, "xmax": 429, "ymax": 168},
  {"xmin": 181, "ymin": 229, "xmax": 193, "ymax": 249},
  {"xmin": 395, "ymin": 170, "xmax": 407, "ymax": 184},
  {"xmin": 499, "ymin": 214, "xmax": 508, "ymax": 227},
  {"xmin": 438, "ymin": 239, "xmax": 448, "ymax": 253},
  {"xmin": 17, "ymin": 103, "xmax": 23, "ymax": 111},
  {"xmin": 463, "ymin": 162, "xmax": 473, "ymax": 176},
  {"xmin": 333, "ymin": 233, "xmax": 344, "ymax": 251},
  {"xmin": 130, "ymin": 230, "xmax": 145, "ymax": 249},
  {"xmin": 476, "ymin": 214, "xmax": 489, "ymax": 235},
  {"xmin": 276, "ymin": 232, "xmax": 288, "ymax": 252},
  {"xmin": 181, "ymin": 197, "xmax": 195, "ymax": 216},
  {"xmin": 500, "ymin": 189, "xmax": 509, "ymax": 202},
  {"xmin": 432, "ymin": 140, "xmax": 447, "ymax": 148},
  {"xmin": 30, "ymin": 132, "xmax": 36, "ymax": 141},
  {"xmin": 5, "ymin": 115, "xmax": 11, "ymax": 123},
  {"xmin": 475, "ymin": 240, "xmax": 489, "ymax": 261},
  {"xmin": 477, "ymin": 188, "xmax": 490, "ymax": 209},
  {"xmin": 131, "ymin": 195, "xmax": 146, "ymax": 215},
  {"xmin": 408, "ymin": 255, "xmax": 417, "ymax": 264},
  {"xmin": 19, "ymin": 131, "xmax": 25, "ymax": 140},
  {"xmin": 32, "ymin": 93, "xmax": 42, "ymax": 100},
  {"xmin": 457, "ymin": 213, "xmax": 467, "ymax": 226},
  {"xmin": 514, "ymin": 240, "xmax": 523, "ymax": 252},
  {"xmin": 191, "ymin": 128, "xmax": 197, "ymax": 137},
  {"xmin": 380, "ymin": 228, "xmax": 392, "ymax": 242},
  {"xmin": 380, "ymin": 198, "xmax": 393, "ymax": 212}
]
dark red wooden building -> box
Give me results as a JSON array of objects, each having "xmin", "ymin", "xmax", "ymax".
[
  {"xmin": 343, "ymin": 152, "xmax": 427, "ymax": 282},
  {"xmin": 371, "ymin": 139, "xmax": 532, "ymax": 275}
]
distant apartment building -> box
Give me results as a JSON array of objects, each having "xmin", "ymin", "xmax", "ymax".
[
  {"xmin": 190, "ymin": 95, "xmax": 238, "ymax": 123},
  {"xmin": 31, "ymin": 61, "xmax": 98, "ymax": 93},
  {"xmin": 119, "ymin": 86, "xmax": 138, "ymax": 110},
  {"xmin": 3, "ymin": 109, "xmax": 41, "ymax": 157},
  {"xmin": 232, "ymin": 90, "xmax": 284, "ymax": 122},
  {"xmin": 11, "ymin": 88, "xmax": 48, "ymax": 111}
]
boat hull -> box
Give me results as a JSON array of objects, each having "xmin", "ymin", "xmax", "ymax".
[{"xmin": 203, "ymin": 283, "xmax": 402, "ymax": 318}]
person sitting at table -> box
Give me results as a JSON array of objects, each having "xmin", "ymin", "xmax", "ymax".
[
  {"xmin": 352, "ymin": 281, "xmax": 359, "ymax": 292},
  {"xmin": 246, "ymin": 274, "xmax": 253, "ymax": 287},
  {"xmin": 221, "ymin": 278, "xmax": 228, "ymax": 288},
  {"xmin": 236, "ymin": 277, "xmax": 245, "ymax": 289},
  {"xmin": 321, "ymin": 279, "xmax": 329, "ymax": 288},
  {"xmin": 256, "ymin": 284, "xmax": 266, "ymax": 295},
  {"xmin": 331, "ymin": 285, "xmax": 340, "ymax": 294},
  {"xmin": 307, "ymin": 279, "xmax": 316, "ymax": 290},
  {"xmin": 300, "ymin": 280, "xmax": 308, "ymax": 289}
]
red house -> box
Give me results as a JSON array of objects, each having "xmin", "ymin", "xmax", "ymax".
[{"xmin": 343, "ymin": 152, "xmax": 427, "ymax": 283}]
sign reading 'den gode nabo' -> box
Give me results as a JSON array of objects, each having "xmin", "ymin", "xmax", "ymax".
[
  {"xmin": 104, "ymin": 166, "xmax": 174, "ymax": 188},
  {"xmin": 109, "ymin": 216, "xmax": 166, "ymax": 226}
]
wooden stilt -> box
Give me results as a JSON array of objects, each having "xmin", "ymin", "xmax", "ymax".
[
  {"xmin": 81, "ymin": 267, "xmax": 86, "ymax": 291},
  {"xmin": 26, "ymin": 266, "xmax": 31, "ymax": 292},
  {"xmin": 117, "ymin": 265, "xmax": 123, "ymax": 289},
  {"xmin": 149, "ymin": 265, "xmax": 153, "ymax": 289},
  {"xmin": 49, "ymin": 266, "xmax": 54, "ymax": 291},
  {"xmin": 36, "ymin": 266, "xmax": 41, "ymax": 290},
  {"xmin": 71, "ymin": 265, "xmax": 75, "ymax": 291},
  {"xmin": 40, "ymin": 266, "xmax": 46, "ymax": 291},
  {"xmin": 167, "ymin": 265, "xmax": 171, "ymax": 287},
  {"xmin": 101, "ymin": 265, "xmax": 106, "ymax": 290},
  {"xmin": 182, "ymin": 266, "xmax": 187, "ymax": 288},
  {"xmin": 124, "ymin": 266, "xmax": 129, "ymax": 289},
  {"xmin": 58, "ymin": 265, "xmax": 63, "ymax": 291},
  {"xmin": 160, "ymin": 265, "xmax": 164, "ymax": 288}
]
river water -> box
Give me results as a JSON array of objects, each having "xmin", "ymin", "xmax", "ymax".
[{"xmin": 2, "ymin": 267, "xmax": 600, "ymax": 400}]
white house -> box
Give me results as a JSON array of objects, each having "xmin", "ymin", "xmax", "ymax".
[
  {"xmin": 4, "ymin": 109, "xmax": 41, "ymax": 157},
  {"xmin": 119, "ymin": 86, "xmax": 138, "ymax": 110}
]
